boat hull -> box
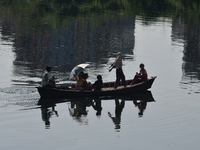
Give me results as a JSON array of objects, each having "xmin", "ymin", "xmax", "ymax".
[{"xmin": 37, "ymin": 77, "xmax": 156, "ymax": 99}]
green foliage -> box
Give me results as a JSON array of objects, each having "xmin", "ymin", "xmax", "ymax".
[{"xmin": 0, "ymin": 0, "xmax": 200, "ymax": 30}]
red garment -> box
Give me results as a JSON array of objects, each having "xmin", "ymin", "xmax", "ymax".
[{"xmin": 130, "ymin": 68, "xmax": 147, "ymax": 85}]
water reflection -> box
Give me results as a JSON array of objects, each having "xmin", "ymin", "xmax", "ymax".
[
  {"xmin": 108, "ymin": 99, "xmax": 125, "ymax": 131},
  {"xmin": 38, "ymin": 98, "xmax": 59, "ymax": 129},
  {"xmin": 1, "ymin": 0, "xmax": 200, "ymax": 89},
  {"xmin": 171, "ymin": 16, "xmax": 200, "ymax": 93},
  {"xmin": 133, "ymin": 100, "xmax": 147, "ymax": 117},
  {"xmin": 171, "ymin": 11, "xmax": 200, "ymax": 82},
  {"xmin": 0, "ymin": 2, "xmax": 135, "ymax": 85},
  {"xmin": 38, "ymin": 91, "xmax": 155, "ymax": 130},
  {"xmin": 68, "ymin": 99, "xmax": 102, "ymax": 124},
  {"xmin": 182, "ymin": 18, "xmax": 200, "ymax": 81},
  {"xmin": 107, "ymin": 91, "xmax": 154, "ymax": 131},
  {"xmin": 92, "ymin": 99, "xmax": 102, "ymax": 116},
  {"xmin": 68, "ymin": 100, "xmax": 92, "ymax": 125},
  {"xmin": 8, "ymin": 15, "xmax": 135, "ymax": 82}
]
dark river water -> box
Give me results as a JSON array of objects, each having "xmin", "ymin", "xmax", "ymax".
[{"xmin": 0, "ymin": 1, "xmax": 200, "ymax": 150}]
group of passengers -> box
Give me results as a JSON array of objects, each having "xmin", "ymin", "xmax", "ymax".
[
  {"xmin": 41, "ymin": 52, "xmax": 148, "ymax": 90},
  {"xmin": 72, "ymin": 72, "xmax": 103, "ymax": 91},
  {"xmin": 41, "ymin": 65, "xmax": 103, "ymax": 91}
]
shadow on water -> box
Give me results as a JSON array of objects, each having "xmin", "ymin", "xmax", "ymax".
[{"xmin": 37, "ymin": 91, "xmax": 155, "ymax": 130}]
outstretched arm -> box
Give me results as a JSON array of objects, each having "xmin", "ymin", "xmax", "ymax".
[{"xmin": 109, "ymin": 64, "xmax": 115, "ymax": 72}]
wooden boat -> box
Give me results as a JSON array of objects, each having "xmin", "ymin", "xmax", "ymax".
[{"xmin": 36, "ymin": 76, "xmax": 156, "ymax": 99}]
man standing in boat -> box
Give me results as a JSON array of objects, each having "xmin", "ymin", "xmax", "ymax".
[{"xmin": 109, "ymin": 52, "xmax": 126, "ymax": 88}]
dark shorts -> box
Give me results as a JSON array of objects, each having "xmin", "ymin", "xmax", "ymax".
[{"xmin": 116, "ymin": 68, "xmax": 125, "ymax": 80}]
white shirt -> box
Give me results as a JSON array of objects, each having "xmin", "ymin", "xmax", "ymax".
[
  {"xmin": 42, "ymin": 71, "xmax": 50, "ymax": 86},
  {"xmin": 113, "ymin": 52, "xmax": 122, "ymax": 69}
]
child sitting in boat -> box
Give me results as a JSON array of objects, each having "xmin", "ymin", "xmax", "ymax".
[
  {"xmin": 93, "ymin": 75, "xmax": 103, "ymax": 91},
  {"xmin": 130, "ymin": 63, "xmax": 148, "ymax": 85}
]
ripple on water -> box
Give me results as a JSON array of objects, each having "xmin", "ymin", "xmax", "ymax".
[
  {"xmin": 0, "ymin": 86, "xmax": 37, "ymax": 94},
  {"xmin": 179, "ymin": 80, "xmax": 200, "ymax": 94},
  {"xmin": 0, "ymin": 86, "xmax": 40, "ymax": 110}
]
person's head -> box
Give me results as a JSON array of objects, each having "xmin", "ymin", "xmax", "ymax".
[
  {"xmin": 83, "ymin": 73, "xmax": 89, "ymax": 79},
  {"xmin": 116, "ymin": 52, "xmax": 122, "ymax": 57},
  {"xmin": 140, "ymin": 63, "xmax": 145, "ymax": 69},
  {"xmin": 46, "ymin": 66, "xmax": 51, "ymax": 72},
  {"xmin": 97, "ymin": 75, "xmax": 102, "ymax": 80},
  {"xmin": 78, "ymin": 71, "xmax": 84, "ymax": 78}
]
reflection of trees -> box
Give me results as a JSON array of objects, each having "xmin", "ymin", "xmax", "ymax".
[
  {"xmin": 0, "ymin": 2, "xmax": 135, "ymax": 80},
  {"xmin": 171, "ymin": 14, "xmax": 200, "ymax": 80},
  {"xmin": 136, "ymin": 0, "xmax": 171, "ymax": 18},
  {"xmin": 13, "ymin": 15, "xmax": 134, "ymax": 72},
  {"xmin": 1, "ymin": 0, "xmax": 200, "ymax": 80},
  {"xmin": 170, "ymin": 0, "xmax": 200, "ymax": 81},
  {"xmin": 182, "ymin": 18, "xmax": 200, "ymax": 80},
  {"xmin": 0, "ymin": 0, "xmax": 200, "ymax": 19},
  {"xmin": 0, "ymin": 0, "xmax": 130, "ymax": 17}
]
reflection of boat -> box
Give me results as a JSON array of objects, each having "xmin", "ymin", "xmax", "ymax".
[
  {"xmin": 36, "ymin": 76, "xmax": 156, "ymax": 99},
  {"xmin": 99, "ymin": 90, "xmax": 155, "ymax": 102},
  {"xmin": 38, "ymin": 90, "xmax": 155, "ymax": 104}
]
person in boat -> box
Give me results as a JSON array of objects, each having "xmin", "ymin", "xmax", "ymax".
[
  {"xmin": 109, "ymin": 52, "xmax": 126, "ymax": 88},
  {"xmin": 130, "ymin": 63, "xmax": 148, "ymax": 85},
  {"xmin": 82, "ymin": 73, "xmax": 93, "ymax": 90},
  {"xmin": 73, "ymin": 71, "xmax": 85, "ymax": 90},
  {"xmin": 93, "ymin": 75, "xmax": 103, "ymax": 91},
  {"xmin": 41, "ymin": 66, "xmax": 56, "ymax": 88}
]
